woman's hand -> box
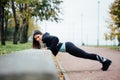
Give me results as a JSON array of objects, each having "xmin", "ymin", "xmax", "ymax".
[{"xmin": 41, "ymin": 47, "xmax": 48, "ymax": 50}]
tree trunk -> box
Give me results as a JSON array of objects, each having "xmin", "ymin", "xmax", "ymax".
[
  {"xmin": 11, "ymin": 0, "xmax": 19, "ymax": 44},
  {"xmin": 5, "ymin": 16, "xmax": 8, "ymax": 41},
  {"xmin": 0, "ymin": 1, "xmax": 5, "ymax": 45},
  {"xmin": 25, "ymin": 21, "xmax": 28, "ymax": 43},
  {"xmin": 24, "ymin": 4, "xmax": 28, "ymax": 43},
  {"xmin": 20, "ymin": 18, "xmax": 28, "ymax": 43},
  {"xmin": 19, "ymin": 4, "xmax": 28, "ymax": 43},
  {"xmin": 118, "ymin": 37, "xmax": 120, "ymax": 46},
  {"xmin": 0, "ymin": 1, "xmax": 1, "ymax": 41}
]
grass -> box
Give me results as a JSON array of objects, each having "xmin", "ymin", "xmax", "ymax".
[
  {"xmin": 0, "ymin": 41, "xmax": 32, "ymax": 55},
  {"xmin": 86, "ymin": 45, "xmax": 120, "ymax": 51},
  {"xmin": 99, "ymin": 46, "xmax": 120, "ymax": 50},
  {"xmin": 0, "ymin": 42, "xmax": 119, "ymax": 55}
]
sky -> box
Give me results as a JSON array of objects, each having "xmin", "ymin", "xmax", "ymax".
[{"xmin": 39, "ymin": 0, "xmax": 116, "ymax": 46}]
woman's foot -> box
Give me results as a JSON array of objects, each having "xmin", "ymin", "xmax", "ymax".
[{"xmin": 101, "ymin": 59, "xmax": 112, "ymax": 71}]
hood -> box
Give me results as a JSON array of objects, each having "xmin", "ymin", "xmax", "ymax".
[{"xmin": 42, "ymin": 32, "xmax": 50, "ymax": 41}]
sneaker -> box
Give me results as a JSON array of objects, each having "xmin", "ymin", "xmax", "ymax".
[{"xmin": 101, "ymin": 59, "xmax": 112, "ymax": 71}]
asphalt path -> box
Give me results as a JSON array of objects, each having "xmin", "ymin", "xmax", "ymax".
[{"xmin": 57, "ymin": 46, "xmax": 120, "ymax": 80}]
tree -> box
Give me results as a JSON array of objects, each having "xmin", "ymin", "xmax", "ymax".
[
  {"xmin": 110, "ymin": 0, "xmax": 120, "ymax": 28},
  {"xmin": 11, "ymin": 0, "xmax": 20, "ymax": 44},
  {"xmin": 109, "ymin": 0, "xmax": 120, "ymax": 46},
  {"xmin": 4, "ymin": 3, "xmax": 12, "ymax": 41},
  {"xmin": 10, "ymin": 0, "xmax": 63, "ymax": 43},
  {"xmin": 0, "ymin": 0, "xmax": 5, "ymax": 45}
]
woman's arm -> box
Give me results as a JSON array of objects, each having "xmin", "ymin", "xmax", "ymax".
[
  {"xmin": 42, "ymin": 34, "xmax": 59, "ymax": 56},
  {"xmin": 48, "ymin": 36, "xmax": 59, "ymax": 50}
]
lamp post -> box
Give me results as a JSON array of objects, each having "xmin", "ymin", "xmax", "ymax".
[
  {"xmin": 97, "ymin": 1, "xmax": 100, "ymax": 46},
  {"xmin": 81, "ymin": 13, "xmax": 83, "ymax": 46}
]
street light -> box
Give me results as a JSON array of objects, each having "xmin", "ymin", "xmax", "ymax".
[
  {"xmin": 97, "ymin": 1, "xmax": 100, "ymax": 46},
  {"xmin": 81, "ymin": 13, "xmax": 83, "ymax": 46}
]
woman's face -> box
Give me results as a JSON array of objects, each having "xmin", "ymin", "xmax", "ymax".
[{"xmin": 34, "ymin": 34, "xmax": 42, "ymax": 43}]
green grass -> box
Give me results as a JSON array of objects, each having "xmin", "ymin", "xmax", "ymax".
[
  {"xmin": 99, "ymin": 46, "xmax": 120, "ymax": 50},
  {"xmin": 0, "ymin": 41, "xmax": 32, "ymax": 55},
  {"xmin": 86, "ymin": 45, "xmax": 120, "ymax": 51}
]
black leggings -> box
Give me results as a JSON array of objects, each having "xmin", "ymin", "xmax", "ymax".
[{"xmin": 66, "ymin": 42, "xmax": 98, "ymax": 61}]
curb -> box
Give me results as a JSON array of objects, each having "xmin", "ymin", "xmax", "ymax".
[{"xmin": 57, "ymin": 59, "xmax": 70, "ymax": 80}]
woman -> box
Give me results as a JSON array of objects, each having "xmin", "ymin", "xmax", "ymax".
[{"xmin": 32, "ymin": 30, "xmax": 112, "ymax": 71}]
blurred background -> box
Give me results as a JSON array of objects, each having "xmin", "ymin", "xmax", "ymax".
[
  {"xmin": 0, "ymin": 0, "xmax": 120, "ymax": 50},
  {"xmin": 40, "ymin": 0, "xmax": 119, "ymax": 46}
]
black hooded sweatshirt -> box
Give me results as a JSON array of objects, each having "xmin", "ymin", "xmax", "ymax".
[{"xmin": 42, "ymin": 32, "xmax": 62, "ymax": 56}]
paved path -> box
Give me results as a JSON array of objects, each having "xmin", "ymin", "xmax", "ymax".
[{"xmin": 57, "ymin": 46, "xmax": 120, "ymax": 80}]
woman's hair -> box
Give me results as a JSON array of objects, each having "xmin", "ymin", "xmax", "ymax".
[{"xmin": 32, "ymin": 30, "xmax": 42, "ymax": 49}]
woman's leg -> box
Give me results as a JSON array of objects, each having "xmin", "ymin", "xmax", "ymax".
[{"xmin": 65, "ymin": 42, "xmax": 112, "ymax": 71}]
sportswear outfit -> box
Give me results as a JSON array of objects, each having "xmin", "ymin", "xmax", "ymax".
[{"xmin": 42, "ymin": 32, "xmax": 112, "ymax": 71}]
